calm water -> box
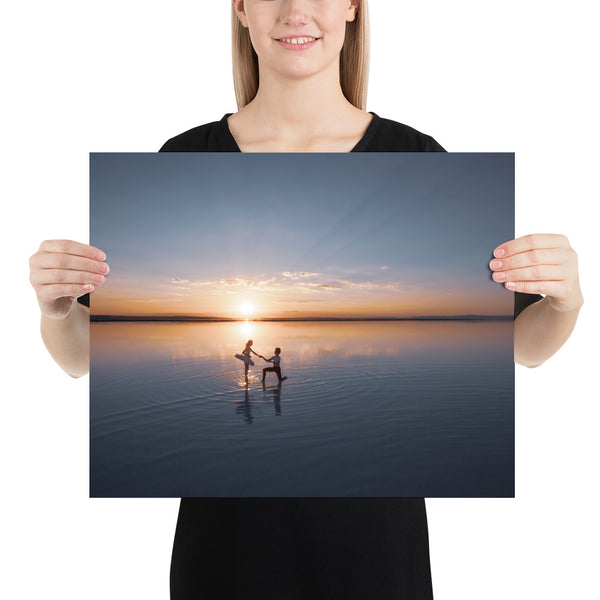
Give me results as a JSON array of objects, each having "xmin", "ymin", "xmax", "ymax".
[{"xmin": 90, "ymin": 320, "xmax": 514, "ymax": 497}]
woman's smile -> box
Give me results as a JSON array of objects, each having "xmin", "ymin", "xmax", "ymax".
[{"xmin": 274, "ymin": 35, "xmax": 321, "ymax": 50}]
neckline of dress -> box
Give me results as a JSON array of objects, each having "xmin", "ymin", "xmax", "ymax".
[{"xmin": 221, "ymin": 112, "xmax": 380, "ymax": 153}]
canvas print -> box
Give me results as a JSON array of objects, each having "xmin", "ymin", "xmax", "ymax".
[{"xmin": 90, "ymin": 152, "xmax": 514, "ymax": 498}]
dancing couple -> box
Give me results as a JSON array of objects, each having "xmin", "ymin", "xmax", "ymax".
[{"xmin": 235, "ymin": 339, "xmax": 287, "ymax": 385}]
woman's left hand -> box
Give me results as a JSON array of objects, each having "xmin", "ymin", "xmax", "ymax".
[{"xmin": 490, "ymin": 234, "xmax": 583, "ymax": 312}]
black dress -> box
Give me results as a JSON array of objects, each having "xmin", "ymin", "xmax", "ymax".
[{"xmin": 83, "ymin": 113, "xmax": 542, "ymax": 599}]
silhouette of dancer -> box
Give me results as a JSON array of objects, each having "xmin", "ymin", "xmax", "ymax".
[{"xmin": 235, "ymin": 339, "xmax": 262, "ymax": 384}]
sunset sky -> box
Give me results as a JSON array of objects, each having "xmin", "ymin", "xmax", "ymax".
[{"xmin": 90, "ymin": 153, "xmax": 513, "ymax": 318}]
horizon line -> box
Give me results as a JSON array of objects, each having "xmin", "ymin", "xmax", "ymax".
[{"xmin": 90, "ymin": 314, "xmax": 513, "ymax": 323}]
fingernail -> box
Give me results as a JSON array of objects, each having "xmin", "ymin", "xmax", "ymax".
[
  {"xmin": 493, "ymin": 272, "xmax": 506, "ymax": 281},
  {"xmin": 495, "ymin": 248, "xmax": 506, "ymax": 258},
  {"xmin": 505, "ymin": 281, "xmax": 516, "ymax": 289},
  {"xmin": 95, "ymin": 262, "xmax": 109, "ymax": 274},
  {"xmin": 83, "ymin": 284, "xmax": 94, "ymax": 291},
  {"xmin": 93, "ymin": 250, "xmax": 106, "ymax": 261},
  {"xmin": 91, "ymin": 274, "xmax": 105, "ymax": 284},
  {"xmin": 490, "ymin": 260, "xmax": 503, "ymax": 269}
]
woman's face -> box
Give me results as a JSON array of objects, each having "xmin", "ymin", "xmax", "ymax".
[{"xmin": 233, "ymin": 0, "xmax": 358, "ymax": 81}]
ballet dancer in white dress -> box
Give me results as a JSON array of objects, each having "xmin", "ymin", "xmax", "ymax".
[{"xmin": 234, "ymin": 339, "xmax": 263, "ymax": 384}]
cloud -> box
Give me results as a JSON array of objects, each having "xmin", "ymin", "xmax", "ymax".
[
  {"xmin": 184, "ymin": 277, "xmax": 278, "ymax": 290},
  {"xmin": 283, "ymin": 271, "xmax": 319, "ymax": 279},
  {"xmin": 379, "ymin": 265, "xmax": 390, "ymax": 270},
  {"xmin": 224, "ymin": 278, "xmax": 251, "ymax": 287},
  {"xmin": 170, "ymin": 272, "xmax": 408, "ymax": 296},
  {"xmin": 222, "ymin": 277, "xmax": 277, "ymax": 288},
  {"xmin": 300, "ymin": 279, "xmax": 373, "ymax": 290}
]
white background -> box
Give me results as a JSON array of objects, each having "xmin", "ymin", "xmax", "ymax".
[{"xmin": 2, "ymin": 1, "xmax": 598, "ymax": 598}]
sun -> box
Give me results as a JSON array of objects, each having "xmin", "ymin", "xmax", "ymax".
[{"xmin": 239, "ymin": 302, "xmax": 255, "ymax": 317}]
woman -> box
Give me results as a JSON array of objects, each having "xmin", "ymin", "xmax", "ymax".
[
  {"xmin": 235, "ymin": 339, "xmax": 260, "ymax": 383},
  {"xmin": 29, "ymin": 1, "xmax": 583, "ymax": 598}
]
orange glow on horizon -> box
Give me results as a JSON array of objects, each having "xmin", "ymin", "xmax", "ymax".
[{"xmin": 91, "ymin": 278, "xmax": 512, "ymax": 318}]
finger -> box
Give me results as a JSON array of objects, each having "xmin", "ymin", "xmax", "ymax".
[
  {"xmin": 492, "ymin": 265, "xmax": 566, "ymax": 283},
  {"xmin": 33, "ymin": 269, "xmax": 106, "ymax": 286},
  {"xmin": 39, "ymin": 239, "xmax": 107, "ymax": 261},
  {"xmin": 494, "ymin": 234, "xmax": 570, "ymax": 259},
  {"xmin": 33, "ymin": 252, "xmax": 110, "ymax": 275},
  {"xmin": 504, "ymin": 280, "xmax": 560, "ymax": 296},
  {"xmin": 37, "ymin": 283, "xmax": 96, "ymax": 304},
  {"xmin": 489, "ymin": 248, "xmax": 566, "ymax": 272}
]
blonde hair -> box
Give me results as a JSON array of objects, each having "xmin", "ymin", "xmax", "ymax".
[{"xmin": 231, "ymin": 1, "xmax": 370, "ymax": 110}]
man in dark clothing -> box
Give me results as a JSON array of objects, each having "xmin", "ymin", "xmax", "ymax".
[{"xmin": 261, "ymin": 347, "xmax": 287, "ymax": 382}]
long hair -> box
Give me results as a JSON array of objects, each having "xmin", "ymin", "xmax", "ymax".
[{"xmin": 231, "ymin": 1, "xmax": 370, "ymax": 110}]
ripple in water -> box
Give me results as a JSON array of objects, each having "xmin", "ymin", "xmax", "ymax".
[{"xmin": 90, "ymin": 321, "xmax": 515, "ymax": 497}]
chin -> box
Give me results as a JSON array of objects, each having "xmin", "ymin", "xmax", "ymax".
[{"xmin": 271, "ymin": 57, "xmax": 338, "ymax": 82}]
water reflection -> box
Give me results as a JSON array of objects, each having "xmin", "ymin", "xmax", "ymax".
[
  {"xmin": 90, "ymin": 320, "xmax": 514, "ymax": 498},
  {"xmin": 262, "ymin": 381, "xmax": 282, "ymax": 417},
  {"xmin": 235, "ymin": 382, "xmax": 283, "ymax": 424},
  {"xmin": 92, "ymin": 320, "xmax": 513, "ymax": 367},
  {"xmin": 236, "ymin": 388, "xmax": 254, "ymax": 425},
  {"xmin": 238, "ymin": 320, "xmax": 255, "ymax": 337}
]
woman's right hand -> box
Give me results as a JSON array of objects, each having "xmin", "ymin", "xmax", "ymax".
[{"xmin": 29, "ymin": 240, "xmax": 109, "ymax": 319}]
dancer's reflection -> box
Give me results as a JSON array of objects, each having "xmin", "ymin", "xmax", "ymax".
[
  {"xmin": 235, "ymin": 387, "xmax": 254, "ymax": 425},
  {"xmin": 262, "ymin": 380, "xmax": 282, "ymax": 416}
]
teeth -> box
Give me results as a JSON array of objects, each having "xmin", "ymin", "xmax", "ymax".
[{"xmin": 279, "ymin": 37, "xmax": 316, "ymax": 44}]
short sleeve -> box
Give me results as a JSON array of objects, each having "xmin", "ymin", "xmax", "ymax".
[
  {"xmin": 77, "ymin": 293, "xmax": 90, "ymax": 308},
  {"xmin": 514, "ymin": 292, "xmax": 542, "ymax": 319},
  {"xmin": 159, "ymin": 138, "xmax": 174, "ymax": 152},
  {"xmin": 424, "ymin": 134, "xmax": 445, "ymax": 152}
]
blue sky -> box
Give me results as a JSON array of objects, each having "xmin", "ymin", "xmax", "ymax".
[{"xmin": 90, "ymin": 152, "xmax": 513, "ymax": 317}]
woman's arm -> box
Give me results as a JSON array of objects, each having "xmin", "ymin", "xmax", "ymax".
[
  {"xmin": 29, "ymin": 240, "xmax": 109, "ymax": 378},
  {"xmin": 489, "ymin": 234, "xmax": 583, "ymax": 367},
  {"xmin": 513, "ymin": 296, "xmax": 582, "ymax": 367},
  {"xmin": 41, "ymin": 303, "xmax": 91, "ymax": 378}
]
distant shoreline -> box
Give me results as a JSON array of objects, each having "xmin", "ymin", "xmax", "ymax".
[{"xmin": 91, "ymin": 315, "xmax": 512, "ymax": 323}]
